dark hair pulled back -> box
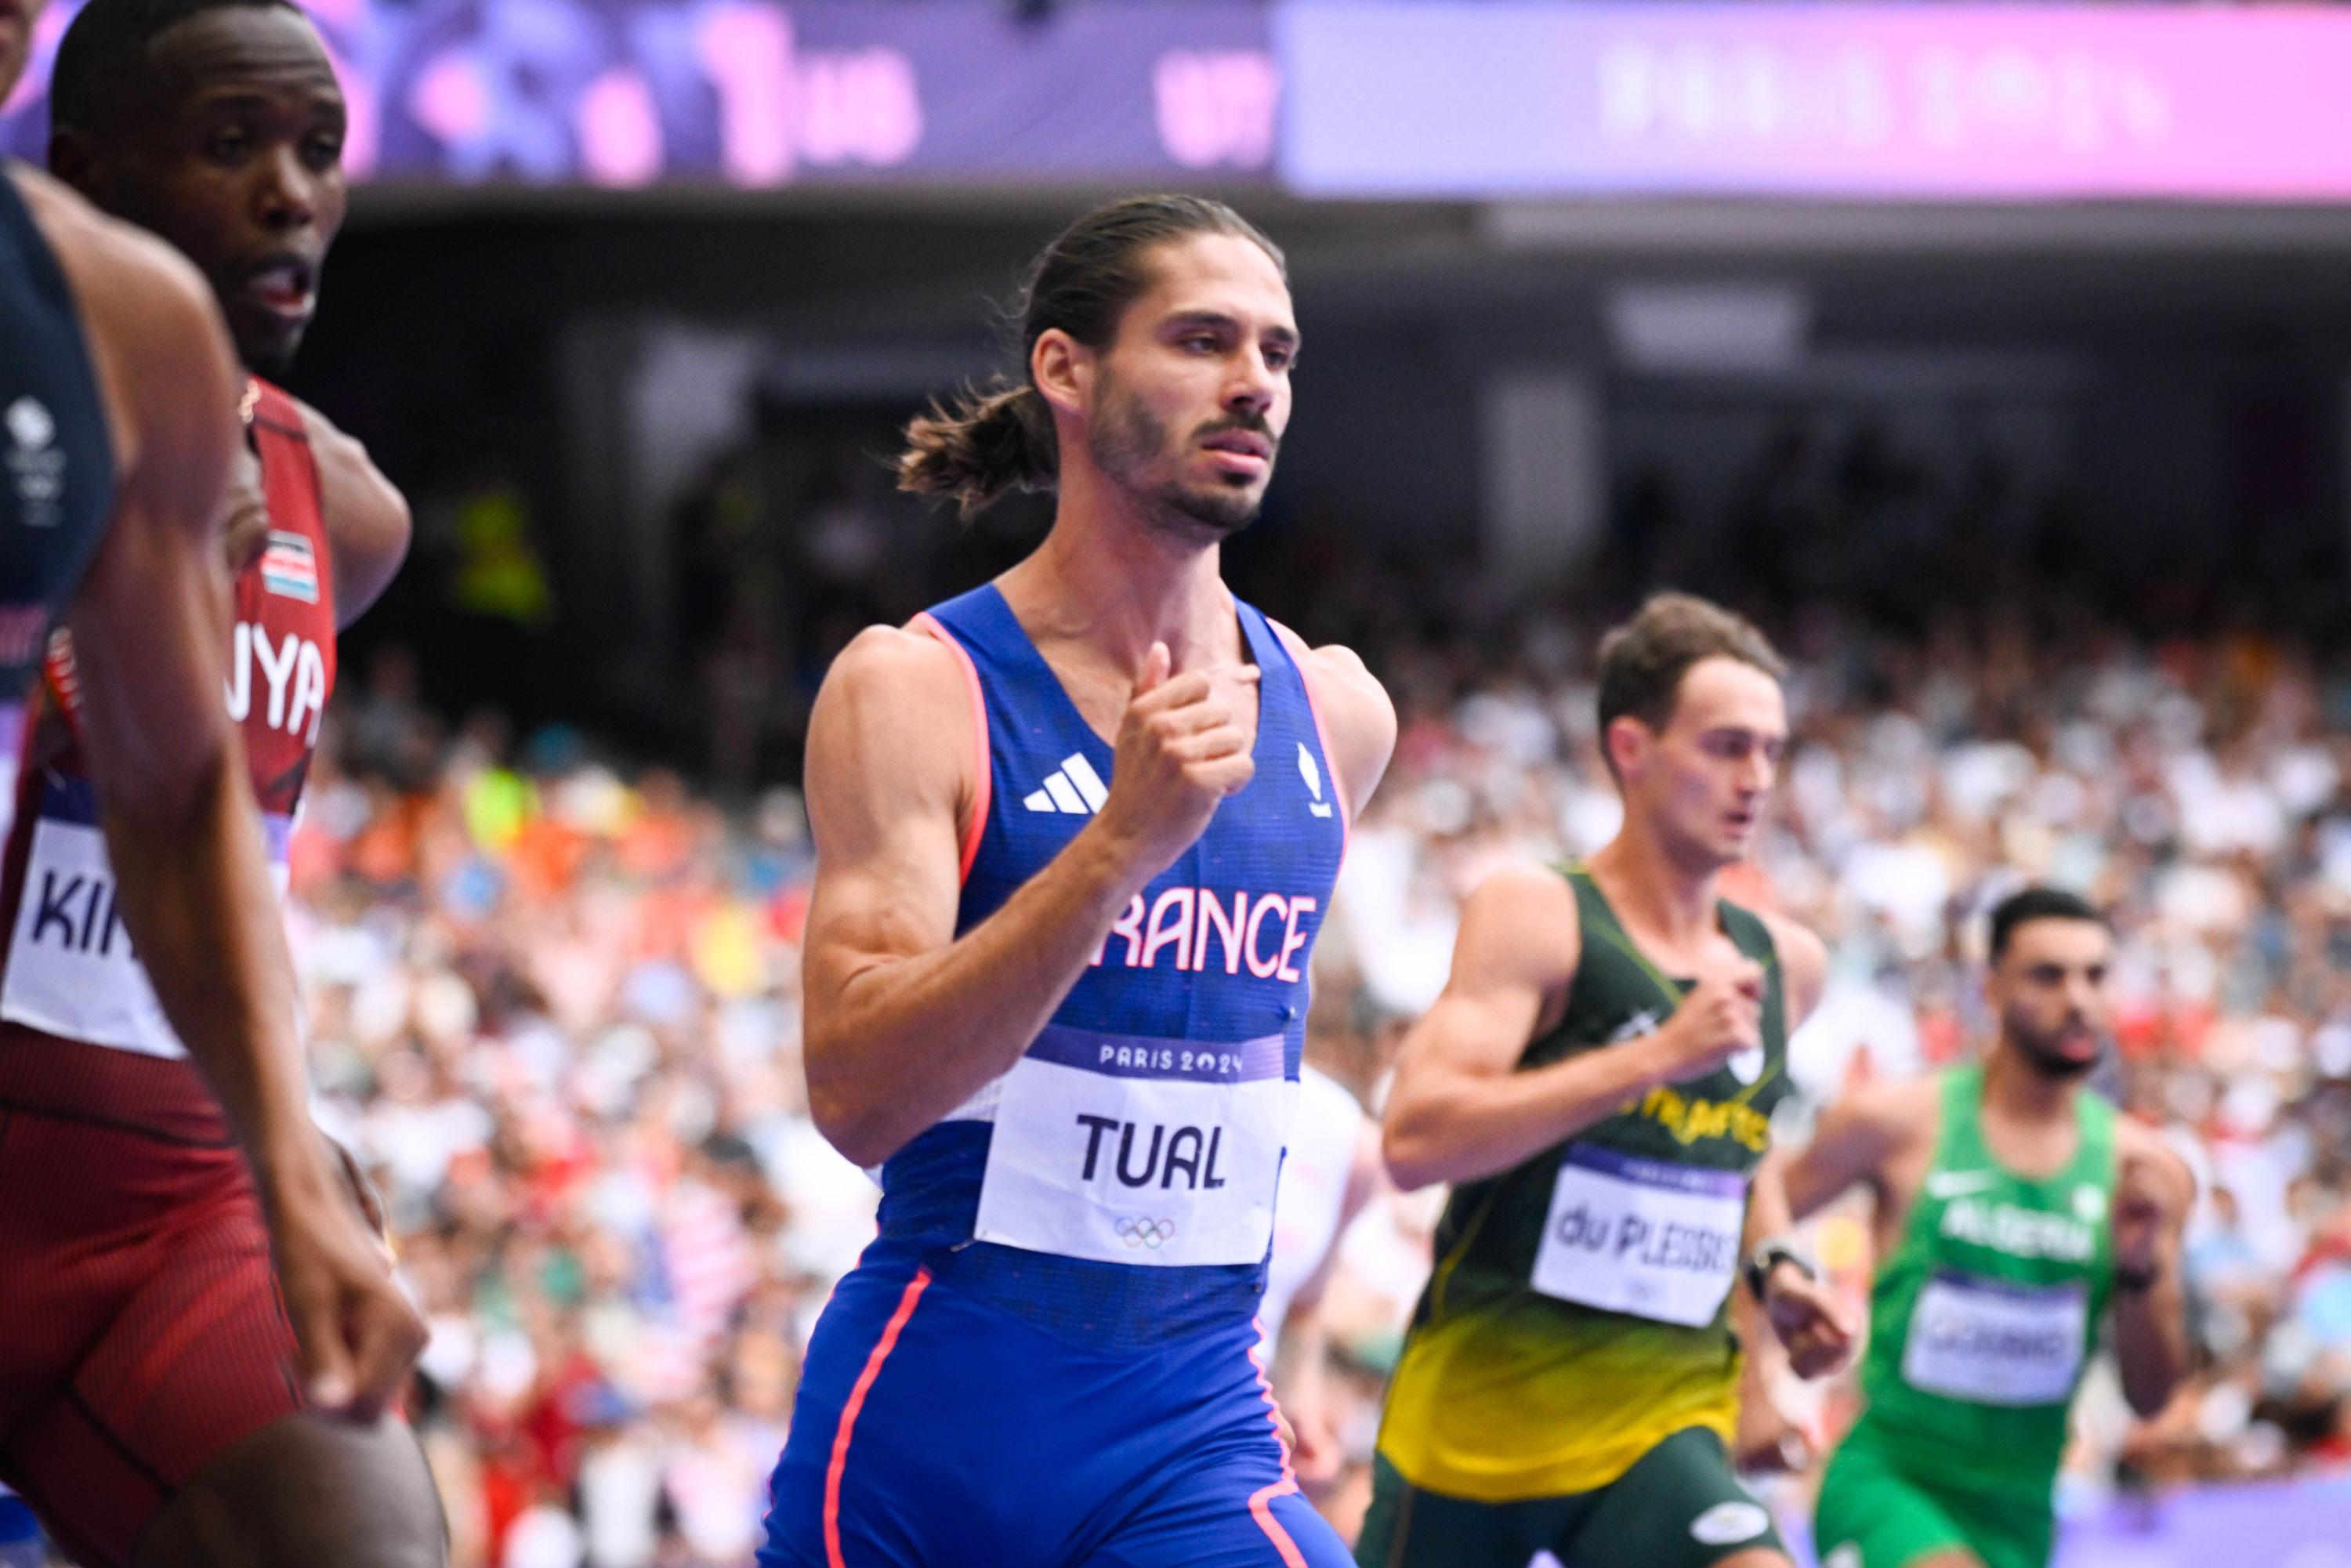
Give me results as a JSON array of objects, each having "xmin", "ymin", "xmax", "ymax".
[{"xmin": 898, "ymin": 194, "xmax": 1284, "ymax": 520}]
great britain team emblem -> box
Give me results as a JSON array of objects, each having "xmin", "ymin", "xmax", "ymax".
[{"xmin": 260, "ymin": 530, "xmax": 319, "ymax": 603}]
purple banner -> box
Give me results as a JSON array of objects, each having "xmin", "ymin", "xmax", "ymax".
[
  {"xmin": 1279, "ymin": 2, "xmax": 2351, "ymax": 202},
  {"xmin": 2, "ymin": 0, "xmax": 1274, "ymax": 186},
  {"xmin": 2052, "ymin": 1479, "xmax": 2351, "ymax": 1566}
]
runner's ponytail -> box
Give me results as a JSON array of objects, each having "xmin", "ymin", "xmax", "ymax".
[{"xmin": 896, "ymin": 194, "xmax": 1284, "ymax": 520}]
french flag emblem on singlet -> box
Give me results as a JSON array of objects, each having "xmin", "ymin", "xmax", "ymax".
[{"xmin": 260, "ymin": 530, "xmax": 318, "ymax": 603}]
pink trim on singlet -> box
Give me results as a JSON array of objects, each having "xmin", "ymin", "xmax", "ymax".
[
  {"xmin": 912, "ymin": 612, "xmax": 991, "ymax": 885},
  {"xmin": 824, "ymin": 1266, "xmax": 932, "ymax": 1568},
  {"xmin": 1244, "ymin": 1330, "xmax": 1310, "ymax": 1568}
]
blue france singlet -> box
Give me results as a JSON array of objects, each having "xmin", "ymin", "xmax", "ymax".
[{"xmin": 876, "ymin": 582, "xmax": 1347, "ymax": 1353}]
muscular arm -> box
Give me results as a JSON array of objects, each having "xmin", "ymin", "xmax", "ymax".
[
  {"xmin": 1780, "ymin": 1080, "xmax": 1925, "ymax": 1222},
  {"xmin": 53, "ymin": 211, "xmax": 335, "ymax": 1209},
  {"xmin": 26, "ymin": 171, "xmax": 422, "ymax": 1411},
  {"xmin": 801, "ymin": 626, "xmax": 1224, "ymax": 1164},
  {"xmin": 1732, "ymin": 1146, "xmax": 1797, "ymax": 1436},
  {"xmin": 806, "ymin": 620, "xmax": 1393, "ymax": 1171},
  {"xmin": 1744, "ymin": 1147, "xmax": 1799, "ymax": 1265},
  {"xmin": 1741, "ymin": 919, "xmax": 1855, "ymax": 1377},
  {"xmin": 2112, "ymin": 1124, "xmax": 2196, "ymax": 1420},
  {"xmin": 799, "ymin": 628, "xmax": 1121, "ymax": 1166},
  {"xmin": 297, "ymin": 400, "xmax": 411, "ymax": 628},
  {"xmin": 1741, "ymin": 913, "xmax": 1831, "ymax": 1244},
  {"xmin": 1382, "ymin": 867, "xmax": 1647, "ymax": 1190}
]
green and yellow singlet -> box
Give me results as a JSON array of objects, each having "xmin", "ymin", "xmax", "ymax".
[{"xmin": 1375, "ymin": 865, "xmax": 1791, "ymax": 1501}]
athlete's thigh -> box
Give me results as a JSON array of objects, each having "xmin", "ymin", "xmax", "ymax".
[
  {"xmin": 1939, "ymin": 1485, "xmax": 2049, "ymax": 1568},
  {"xmin": 1084, "ymin": 1327, "xmax": 1353, "ymax": 1568},
  {"xmin": 1814, "ymin": 1441, "xmax": 1976, "ymax": 1568},
  {"xmin": 762, "ymin": 1257, "xmax": 1087, "ymax": 1568},
  {"xmin": 137, "ymin": 1413, "xmax": 445, "ymax": 1568},
  {"xmin": 1352, "ymin": 1455, "xmax": 1562, "ymax": 1568},
  {"xmin": 103, "ymin": 1163, "xmax": 441, "ymax": 1568},
  {"xmin": 0, "ymin": 1146, "xmax": 311, "ymax": 1568},
  {"xmin": 760, "ymin": 1258, "xmax": 956, "ymax": 1568},
  {"xmin": 1562, "ymin": 1428, "xmax": 1785, "ymax": 1568}
]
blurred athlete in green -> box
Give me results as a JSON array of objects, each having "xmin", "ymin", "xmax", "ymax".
[{"xmin": 1786, "ymin": 887, "xmax": 2193, "ymax": 1568}]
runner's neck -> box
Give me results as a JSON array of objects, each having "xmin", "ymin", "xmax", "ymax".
[
  {"xmin": 1976, "ymin": 1048, "xmax": 2083, "ymax": 1177},
  {"xmin": 1010, "ymin": 477, "xmax": 1243, "ymax": 679},
  {"xmin": 1584, "ymin": 831, "xmax": 1726, "ymax": 969}
]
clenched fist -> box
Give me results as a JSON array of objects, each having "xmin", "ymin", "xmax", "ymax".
[
  {"xmin": 270, "ymin": 1162, "xmax": 427, "ymax": 1420},
  {"xmin": 2113, "ymin": 1142, "xmax": 2193, "ymax": 1281},
  {"xmin": 1762, "ymin": 1265, "xmax": 1859, "ymax": 1379},
  {"xmin": 1648, "ymin": 956, "xmax": 1766, "ymax": 1084},
  {"xmin": 1090, "ymin": 642, "xmax": 1258, "ymax": 879}
]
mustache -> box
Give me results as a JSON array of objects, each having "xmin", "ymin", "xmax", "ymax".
[{"xmin": 1195, "ymin": 412, "xmax": 1277, "ymax": 451}]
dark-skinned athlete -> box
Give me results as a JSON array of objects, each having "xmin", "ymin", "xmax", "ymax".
[{"xmin": 0, "ymin": 1, "xmax": 439, "ymax": 1565}]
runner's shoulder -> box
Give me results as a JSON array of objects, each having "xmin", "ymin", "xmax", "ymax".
[
  {"xmin": 1853, "ymin": 1074, "xmax": 1943, "ymax": 1143},
  {"xmin": 284, "ymin": 396, "xmax": 411, "ymax": 626},
  {"xmin": 1751, "ymin": 908, "xmax": 1828, "ymax": 1022},
  {"xmin": 807, "ymin": 623, "xmax": 976, "ymax": 775},
  {"xmin": 14, "ymin": 165, "xmax": 218, "ymax": 356},
  {"xmin": 1465, "ymin": 860, "xmax": 1582, "ymax": 922},
  {"xmin": 1266, "ymin": 618, "xmax": 1396, "ymax": 793},
  {"xmin": 1453, "ymin": 860, "xmax": 1582, "ymax": 987},
  {"xmin": 823, "ymin": 621, "xmax": 967, "ymax": 696},
  {"xmin": 1269, "ymin": 625, "xmax": 1389, "ymax": 722},
  {"xmin": 13, "ymin": 167, "xmax": 233, "ymax": 474}
]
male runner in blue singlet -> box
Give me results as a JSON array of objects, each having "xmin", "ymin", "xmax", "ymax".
[{"xmin": 761, "ymin": 195, "xmax": 1395, "ymax": 1567}]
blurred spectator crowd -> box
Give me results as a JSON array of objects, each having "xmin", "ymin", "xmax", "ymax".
[{"xmin": 291, "ymin": 588, "xmax": 2351, "ymax": 1566}]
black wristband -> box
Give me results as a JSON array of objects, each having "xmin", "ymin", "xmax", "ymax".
[
  {"xmin": 2114, "ymin": 1261, "xmax": 2163, "ymax": 1295},
  {"xmin": 1744, "ymin": 1240, "xmax": 1815, "ymax": 1302}
]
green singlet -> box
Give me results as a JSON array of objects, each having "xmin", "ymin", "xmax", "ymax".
[
  {"xmin": 1813, "ymin": 1064, "xmax": 2117, "ymax": 1568},
  {"xmin": 1359, "ymin": 865, "xmax": 1792, "ymax": 1568}
]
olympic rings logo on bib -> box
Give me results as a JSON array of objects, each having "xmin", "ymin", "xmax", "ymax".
[{"xmin": 1115, "ymin": 1216, "xmax": 1178, "ymax": 1250}]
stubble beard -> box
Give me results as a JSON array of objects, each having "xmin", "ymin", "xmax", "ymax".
[
  {"xmin": 2007, "ymin": 1012, "xmax": 2102, "ymax": 1081},
  {"xmin": 1089, "ymin": 376, "xmax": 1266, "ymax": 541}
]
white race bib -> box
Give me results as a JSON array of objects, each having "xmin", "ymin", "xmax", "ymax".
[
  {"xmin": 1, "ymin": 810, "xmax": 290, "ymax": 1059},
  {"xmin": 972, "ymin": 1026, "xmax": 1296, "ymax": 1268},
  {"xmin": 1901, "ymin": 1269, "xmax": 2087, "ymax": 1406},
  {"xmin": 1532, "ymin": 1145, "xmax": 1748, "ymax": 1327}
]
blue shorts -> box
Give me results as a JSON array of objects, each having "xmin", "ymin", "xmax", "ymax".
[{"xmin": 759, "ymin": 1244, "xmax": 1349, "ymax": 1568}]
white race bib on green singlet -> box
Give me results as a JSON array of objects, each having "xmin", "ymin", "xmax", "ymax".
[{"xmin": 1901, "ymin": 1269, "xmax": 2086, "ymax": 1406}]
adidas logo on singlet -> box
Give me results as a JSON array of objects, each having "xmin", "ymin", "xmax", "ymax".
[{"xmin": 1024, "ymin": 753, "xmax": 1109, "ymax": 815}]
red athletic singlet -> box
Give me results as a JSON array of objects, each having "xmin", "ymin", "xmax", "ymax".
[
  {"xmin": 0, "ymin": 377, "xmax": 335, "ymax": 1125},
  {"xmin": 0, "ymin": 379, "xmax": 338, "ymax": 1568}
]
